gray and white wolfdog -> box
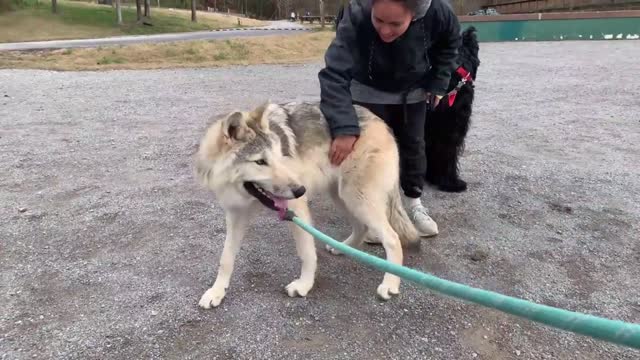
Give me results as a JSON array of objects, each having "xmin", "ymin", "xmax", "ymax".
[{"xmin": 194, "ymin": 101, "xmax": 424, "ymax": 308}]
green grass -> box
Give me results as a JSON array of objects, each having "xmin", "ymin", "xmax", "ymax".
[
  {"xmin": 0, "ymin": 0, "xmax": 35, "ymax": 12},
  {"xmin": 146, "ymin": 0, "xmax": 189, "ymax": 10},
  {"xmin": 0, "ymin": 0, "xmax": 253, "ymax": 42},
  {"xmin": 42, "ymin": 1, "xmax": 222, "ymax": 34}
]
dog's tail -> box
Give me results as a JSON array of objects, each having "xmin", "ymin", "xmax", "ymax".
[{"xmin": 387, "ymin": 184, "xmax": 420, "ymax": 251}]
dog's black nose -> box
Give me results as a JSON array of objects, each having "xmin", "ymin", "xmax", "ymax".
[{"xmin": 292, "ymin": 185, "xmax": 306, "ymax": 198}]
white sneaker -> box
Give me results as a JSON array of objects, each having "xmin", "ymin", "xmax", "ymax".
[
  {"xmin": 407, "ymin": 203, "xmax": 439, "ymax": 237},
  {"xmin": 364, "ymin": 196, "xmax": 439, "ymax": 244}
]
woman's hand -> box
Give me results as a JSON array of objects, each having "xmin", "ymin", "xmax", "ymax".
[
  {"xmin": 427, "ymin": 93, "xmax": 443, "ymax": 108},
  {"xmin": 329, "ymin": 135, "xmax": 358, "ymax": 166}
]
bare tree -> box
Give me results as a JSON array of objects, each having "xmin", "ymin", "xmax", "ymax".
[
  {"xmin": 136, "ymin": 0, "xmax": 142, "ymax": 22},
  {"xmin": 274, "ymin": 0, "xmax": 291, "ymax": 20},
  {"xmin": 191, "ymin": 0, "xmax": 197, "ymax": 22},
  {"xmin": 276, "ymin": 0, "xmax": 282, "ymax": 19},
  {"xmin": 52, "ymin": 0, "xmax": 57, "ymax": 13},
  {"xmin": 144, "ymin": 0, "xmax": 151, "ymax": 18},
  {"xmin": 115, "ymin": 0, "xmax": 123, "ymax": 24},
  {"xmin": 319, "ymin": 0, "xmax": 325, "ymax": 27}
]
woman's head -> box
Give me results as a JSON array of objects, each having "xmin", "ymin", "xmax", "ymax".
[{"xmin": 370, "ymin": 0, "xmax": 431, "ymax": 43}]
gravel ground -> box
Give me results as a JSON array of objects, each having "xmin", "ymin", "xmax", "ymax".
[{"xmin": 1, "ymin": 40, "xmax": 639, "ymax": 360}]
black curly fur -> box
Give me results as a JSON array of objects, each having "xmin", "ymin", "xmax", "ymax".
[{"xmin": 424, "ymin": 26, "xmax": 480, "ymax": 193}]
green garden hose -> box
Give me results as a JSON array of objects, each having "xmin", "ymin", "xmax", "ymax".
[{"xmin": 283, "ymin": 210, "xmax": 640, "ymax": 350}]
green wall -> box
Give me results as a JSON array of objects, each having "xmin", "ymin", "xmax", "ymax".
[{"xmin": 459, "ymin": 18, "xmax": 640, "ymax": 42}]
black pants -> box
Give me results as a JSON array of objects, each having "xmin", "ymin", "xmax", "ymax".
[{"xmin": 354, "ymin": 100, "xmax": 426, "ymax": 198}]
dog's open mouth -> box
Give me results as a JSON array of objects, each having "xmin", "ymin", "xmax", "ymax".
[{"xmin": 243, "ymin": 182, "xmax": 288, "ymax": 214}]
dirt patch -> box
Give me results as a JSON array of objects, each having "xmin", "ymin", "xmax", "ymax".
[{"xmin": 0, "ymin": 32, "xmax": 334, "ymax": 71}]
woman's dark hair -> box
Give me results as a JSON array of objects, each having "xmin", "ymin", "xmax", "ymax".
[{"xmin": 370, "ymin": 0, "xmax": 430, "ymax": 18}]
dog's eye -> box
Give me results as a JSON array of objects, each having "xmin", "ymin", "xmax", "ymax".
[{"xmin": 254, "ymin": 159, "xmax": 268, "ymax": 166}]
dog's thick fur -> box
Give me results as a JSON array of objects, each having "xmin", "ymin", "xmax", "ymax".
[
  {"xmin": 425, "ymin": 26, "xmax": 480, "ymax": 192},
  {"xmin": 194, "ymin": 101, "xmax": 421, "ymax": 308}
]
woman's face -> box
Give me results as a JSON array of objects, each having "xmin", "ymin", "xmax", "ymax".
[{"xmin": 371, "ymin": 0, "xmax": 413, "ymax": 43}]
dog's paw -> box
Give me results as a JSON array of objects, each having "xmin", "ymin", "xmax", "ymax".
[
  {"xmin": 198, "ymin": 286, "xmax": 226, "ymax": 309},
  {"xmin": 376, "ymin": 283, "xmax": 400, "ymax": 301},
  {"xmin": 285, "ymin": 279, "xmax": 313, "ymax": 297},
  {"xmin": 439, "ymin": 178, "xmax": 468, "ymax": 193},
  {"xmin": 325, "ymin": 244, "xmax": 343, "ymax": 255}
]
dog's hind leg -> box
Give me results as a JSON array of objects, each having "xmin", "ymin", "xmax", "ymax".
[
  {"xmin": 325, "ymin": 184, "xmax": 367, "ymax": 255},
  {"xmin": 285, "ymin": 196, "xmax": 317, "ymax": 298},
  {"xmin": 198, "ymin": 208, "xmax": 251, "ymax": 309},
  {"xmin": 325, "ymin": 222, "xmax": 367, "ymax": 256},
  {"xmin": 341, "ymin": 190, "xmax": 403, "ymax": 300},
  {"xmin": 439, "ymin": 147, "xmax": 467, "ymax": 193}
]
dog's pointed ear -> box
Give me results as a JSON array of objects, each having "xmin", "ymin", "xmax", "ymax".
[
  {"xmin": 222, "ymin": 111, "xmax": 253, "ymax": 143},
  {"xmin": 249, "ymin": 100, "xmax": 271, "ymax": 131}
]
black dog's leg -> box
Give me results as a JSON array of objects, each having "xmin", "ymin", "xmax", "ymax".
[
  {"xmin": 424, "ymin": 96, "xmax": 470, "ymax": 193},
  {"xmin": 425, "ymin": 132, "xmax": 467, "ymax": 193},
  {"xmin": 437, "ymin": 140, "xmax": 467, "ymax": 192}
]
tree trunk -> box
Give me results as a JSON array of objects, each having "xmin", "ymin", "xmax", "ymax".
[
  {"xmin": 191, "ymin": 0, "xmax": 197, "ymax": 22},
  {"xmin": 52, "ymin": 0, "xmax": 57, "ymax": 13},
  {"xmin": 144, "ymin": 0, "xmax": 150, "ymax": 17},
  {"xmin": 136, "ymin": 0, "xmax": 142, "ymax": 21},
  {"xmin": 115, "ymin": 0, "xmax": 123, "ymax": 24},
  {"xmin": 319, "ymin": 0, "xmax": 325, "ymax": 28}
]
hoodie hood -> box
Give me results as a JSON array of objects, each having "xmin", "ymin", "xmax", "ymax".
[{"xmin": 411, "ymin": 0, "xmax": 432, "ymax": 20}]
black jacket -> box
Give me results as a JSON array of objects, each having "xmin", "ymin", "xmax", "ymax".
[{"xmin": 318, "ymin": 0, "xmax": 462, "ymax": 138}]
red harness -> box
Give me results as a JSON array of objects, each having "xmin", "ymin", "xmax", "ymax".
[{"xmin": 445, "ymin": 66, "xmax": 474, "ymax": 107}]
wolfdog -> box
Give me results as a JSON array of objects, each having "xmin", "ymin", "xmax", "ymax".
[{"xmin": 194, "ymin": 101, "xmax": 421, "ymax": 308}]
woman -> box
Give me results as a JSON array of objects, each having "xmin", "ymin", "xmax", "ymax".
[{"xmin": 318, "ymin": 0, "xmax": 461, "ymax": 237}]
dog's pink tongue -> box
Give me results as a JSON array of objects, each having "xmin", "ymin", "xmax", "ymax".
[{"xmin": 274, "ymin": 198, "xmax": 288, "ymax": 220}]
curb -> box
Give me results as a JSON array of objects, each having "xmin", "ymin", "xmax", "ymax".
[{"xmin": 213, "ymin": 27, "xmax": 309, "ymax": 31}]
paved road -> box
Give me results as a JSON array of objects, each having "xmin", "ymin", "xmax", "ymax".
[{"xmin": 0, "ymin": 21, "xmax": 309, "ymax": 51}]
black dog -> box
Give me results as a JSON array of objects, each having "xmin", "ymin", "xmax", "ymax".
[{"xmin": 424, "ymin": 26, "xmax": 481, "ymax": 193}]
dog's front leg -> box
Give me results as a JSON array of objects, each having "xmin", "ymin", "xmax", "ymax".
[
  {"xmin": 199, "ymin": 208, "xmax": 250, "ymax": 309},
  {"xmin": 285, "ymin": 197, "xmax": 317, "ymax": 298}
]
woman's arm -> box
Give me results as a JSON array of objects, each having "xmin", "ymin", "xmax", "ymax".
[
  {"xmin": 424, "ymin": 1, "xmax": 462, "ymax": 96},
  {"xmin": 318, "ymin": 3, "xmax": 362, "ymax": 139}
]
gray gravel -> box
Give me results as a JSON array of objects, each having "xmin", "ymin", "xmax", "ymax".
[{"xmin": 1, "ymin": 40, "xmax": 640, "ymax": 359}]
